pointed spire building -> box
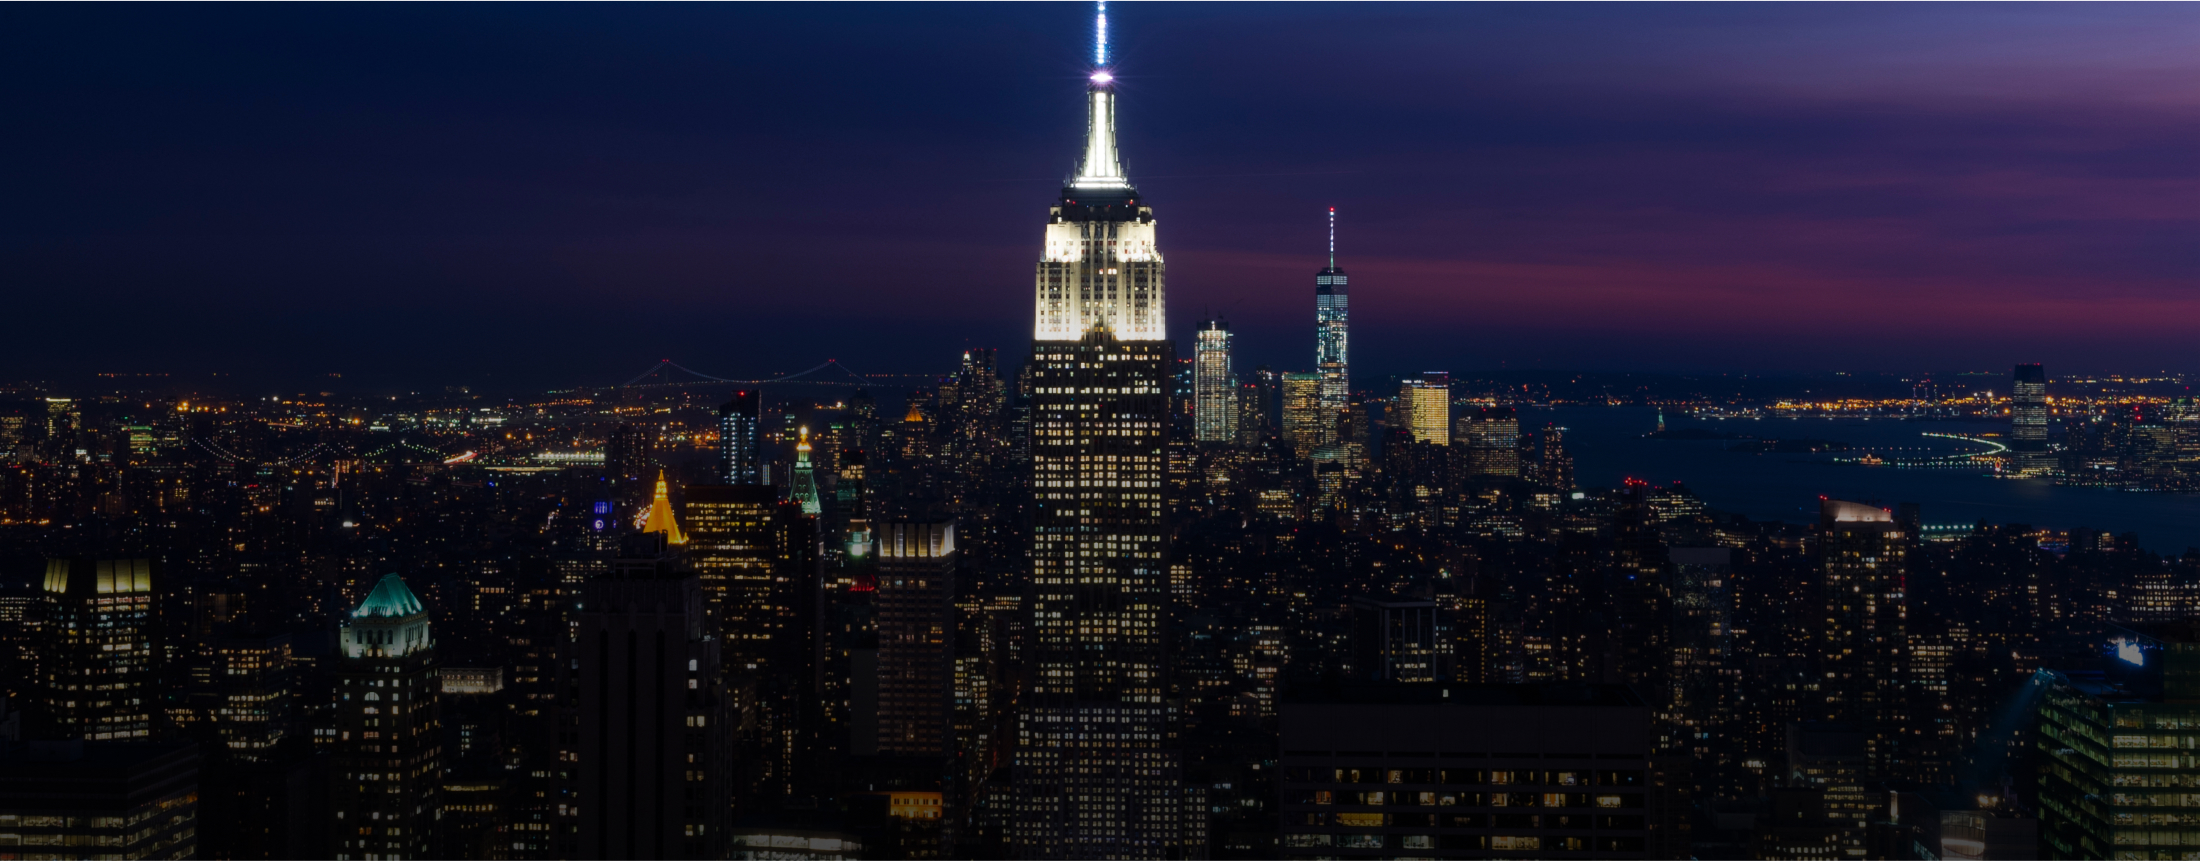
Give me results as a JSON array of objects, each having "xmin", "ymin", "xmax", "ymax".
[
  {"xmin": 1316, "ymin": 207, "xmax": 1350, "ymax": 419},
  {"xmin": 1014, "ymin": 4, "xmax": 1195, "ymax": 856},
  {"xmin": 641, "ymin": 469, "xmax": 687, "ymax": 544},
  {"xmin": 790, "ymin": 426, "xmax": 822, "ymax": 516}
]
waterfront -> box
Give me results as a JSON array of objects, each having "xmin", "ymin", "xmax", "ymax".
[{"xmin": 1534, "ymin": 406, "xmax": 2200, "ymax": 554}]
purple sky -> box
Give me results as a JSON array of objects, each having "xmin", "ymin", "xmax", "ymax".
[{"xmin": 4, "ymin": 3, "xmax": 2194, "ymax": 391}]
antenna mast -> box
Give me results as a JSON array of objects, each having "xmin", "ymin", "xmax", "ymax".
[{"xmin": 1095, "ymin": 1, "xmax": 1109, "ymax": 67}]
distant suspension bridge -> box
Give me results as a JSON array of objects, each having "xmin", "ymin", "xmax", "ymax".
[{"xmin": 613, "ymin": 358, "xmax": 940, "ymax": 390}]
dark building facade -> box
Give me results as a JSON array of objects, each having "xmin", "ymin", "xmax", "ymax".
[
  {"xmin": 0, "ymin": 740, "xmax": 201, "ymax": 860},
  {"xmin": 1277, "ymin": 684, "xmax": 1657, "ymax": 858},
  {"xmin": 578, "ymin": 534, "xmax": 732, "ymax": 860},
  {"xmin": 875, "ymin": 521, "xmax": 957, "ymax": 759}
]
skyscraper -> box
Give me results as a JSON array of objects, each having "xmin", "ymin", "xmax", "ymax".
[
  {"xmin": 718, "ymin": 390, "xmax": 762, "ymax": 485},
  {"xmin": 1315, "ymin": 207, "xmax": 1349, "ymax": 418},
  {"xmin": 1194, "ymin": 318, "xmax": 1236, "ymax": 444},
  {"xmin": 578, "ymin": 534, "xmax": 730, "ymax": 860},
  {"xmin": 332, "ymin": 574, "xmax": 442, "ymax": 860},
  {"xmin": 789, "ymin": 426, "xmax": 823, "ymax": 516},
  {"xmin": 641, "ymin": 469, "xmax": 686, "ymax": 545},
  {"xmin": 2037, "ymin": 624, "xmax": 2200, "ymax": 859},
  {"xmin": 1457, "ymin": 406, "xmax": 1520, "ymax": 479},
  {"xmin": 36, "ymin": 558, "xmax": 153, "ymax": 741},
  {"xmin": 683, "ymin": 483, "xmax": 780, "ymax": 668},
  {"xmin": 875, "ymin": 521, "xmax": 957, "ymax": 759},
  {"xmin": 1281, "ymin": 372, "xmax": 1327, "ymax": 457},
  {"xmin": 1817, "ymin": 499, "xmax": 1908, "ymax": 777},
  {"xmin": 1015, "ymin": 5, "xmax": 1192, "ymax": 855},
  {"xmin": 1398, "ymin": 372, "xmax": 1451, "ymax": 445},
  {"xmin": 1541, "ymin": 424, "xmax": 1575, "ymax": 492},
  {"xmin": 2012, "ymin": 363, "xmax": 2051, "ymax": 476}
]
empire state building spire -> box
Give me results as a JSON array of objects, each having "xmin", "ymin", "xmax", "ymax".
[
  {"xmin": 1015, "ymin": 5, "xmax": 1190, "ymax": 857},
  {"xmin": 1073, "ymin": 2, "xmax": 1128, "ymax": 190},
  {"xmin": 1034, "ymin": 0, "xmax": 1162, "ymax": 342}
]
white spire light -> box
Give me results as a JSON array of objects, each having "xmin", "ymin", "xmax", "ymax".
[
  {"xmin": 1329, "ymin": 206, "xmax": 1336, "ymax": 268},
  {"xmin": 1096, "ymin": 1, "xmax": 1109, "ymax": 67},
  {"xmin": 1073, "ymin": 0, "xmax": 1128, "ymax": 190}
]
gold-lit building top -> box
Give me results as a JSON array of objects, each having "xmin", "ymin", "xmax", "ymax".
[{"xmin": 643, "ymin": 469, "xmax": 687, "ymax": 545}]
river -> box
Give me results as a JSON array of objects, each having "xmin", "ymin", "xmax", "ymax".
[{"xmin": 1526, "ymin": 406, "xmax": 2200, "ymax": 554}]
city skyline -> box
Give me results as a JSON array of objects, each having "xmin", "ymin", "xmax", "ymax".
[
  {"xmin": 6, "ymin": 6, "xmax": 2200, "ymax": 861},
  {"xmin": 5, "ymin": 3, "xmax": 2198, "ymax": 392}
]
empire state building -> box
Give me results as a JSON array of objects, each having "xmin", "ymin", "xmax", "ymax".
[{"xmin": 1012, "ymin": 4, "xmax": 1195, "ymax": 857}]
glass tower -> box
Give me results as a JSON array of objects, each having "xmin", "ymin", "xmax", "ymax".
[
  {"xmin": 1316, "ymin": 208, "xmax": 1349, "ymax": 418},
  {"xmin": 2011, "ymin": 363, "xmax": 2051, "ymax": 476},
  {"xmin": 1194, "ymin": 318, "xmax": 1235, "ymax": 444},
  {"xmin": 1014, "ymin": 4, "xmax": 1193, "ymax": 856},
  {"xmin": 718, "ymin": 390, "xmax": 762, "ymax": 485}
]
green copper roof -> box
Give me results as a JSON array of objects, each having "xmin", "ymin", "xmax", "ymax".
[{"xmin": 352, "ymin": 573, "xmax": 425, "ymax": 619}]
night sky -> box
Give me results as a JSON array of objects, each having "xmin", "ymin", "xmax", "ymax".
[{"xmin": 5, "ymin": 3, "xmax": 2195, "ymax": 392}]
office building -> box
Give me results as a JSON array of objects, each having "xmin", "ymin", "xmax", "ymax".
[
  {"xmin": 332, "ymin": 574, "xmax": 443, "ymax": 860},
  {"xmin": 1015, "ymin": 7, "xmax": 1192, "ymax": 856},
  {"xmin": 1235, "ymin": 380, "xmax": 1267, "ymax": 447},
  {"xmin": 37, "ymin": 558, "xmax": 154, "ymax": 741},
  {"xmin": 1667, "ymin": 548, "xmax": 1733, "ymax": 755},
  {"xmin": 1398, "ymin": 374, "xmax": 1451, "ymax": 445},
  {"xmin": 1457, "ymin": 407, "xmax": 1521, "ymax": 479},
  {"xmin": 1770, "ymin": 722, "xmax": 1874, "ymax": 858},
  {"xmin": 1817, "ymin": 500, "xmax": 1908, "ymax": 777},
  {"xmin": 1351, "ymin": 597, "xmax": 1438, "ymax": 682},
  {"xmin": 607, "ymin": 422, "xmax": 660, "ymax": 492},
  {"xmin": 1277, "ymin": 683, "xmax": 1655, "ymax": 858},
  {"xmin": 0, "ymin": 740, "xmax": 200, "ymax": 860},
  {"xmin": 203, "ymin": 632, "xmax": 295, "ymax": 760},
  {"xmin": 1540, "ymin": 425, "xmax": 1574, "ymax": 491},
  {"xmin": 2012, "ymin": 364, "xmax": 2051, "ymax": 476},
  {"xmin": 1316, "ymin": 208, "xmax": 1350, "ymax": 418},
  {"xmin": 719, "ymin": 390, "xmax": 763, "ymax": 485},
  {"xmin": 1282, "ymin": 372, "xmax": 1328, "ymax": 457},
  {"xmin": 2036, "ymin": 622, "xmax": 2200, "ymax": 860},
  {"xmin": 1194, "ymin": 319, "xmax": 1236, "ymax": 444},
  {"xmin": 684, "ymin": 482, "xmax": 781, "ymax": 669},
  {"xmin": 875, "ymin": 521, "xmax": 957, "ymax": 759},
  {"xmin": 578, "ymin": 534, "xmax": 731, "ymax": 860}
]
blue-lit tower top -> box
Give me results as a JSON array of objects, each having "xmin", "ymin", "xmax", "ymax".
[{"xmin": 1316, "ymin": 208, "xmax": 1349, "ymax": 413}]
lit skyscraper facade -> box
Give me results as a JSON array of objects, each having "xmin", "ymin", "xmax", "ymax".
[
  {"xmin": 717, "ymin": 390, "xmax": 762, "ymax": 484},
  {"xmin": 1281, "ymin": 372, "xmax": 1327, "ymax": 457},
  {"xmin": 1398, "ymin": 372, "xmax": 1451, "ymax": 445},
  {"xmin": 1014, "ymin": 5, "xmax": 1192, "ymax": 856},
  {"xmin": 37, "ymin": 558, "xmax": 154, "ymax": 741},
  {"xmin": 1817, "ymin": 499, "xmax": 1908, "ymax": 777},
  {"xmin": 1194, "ymin": 318, "xmax": 1235, "ymax": 444},
  {"xmin": 1315, "ymin": 208, "xmax": 1349, "ymax": 417},
  {"xmin": 2012, "ymin": 363, "xmax": 2050, "ymax": 476}
]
